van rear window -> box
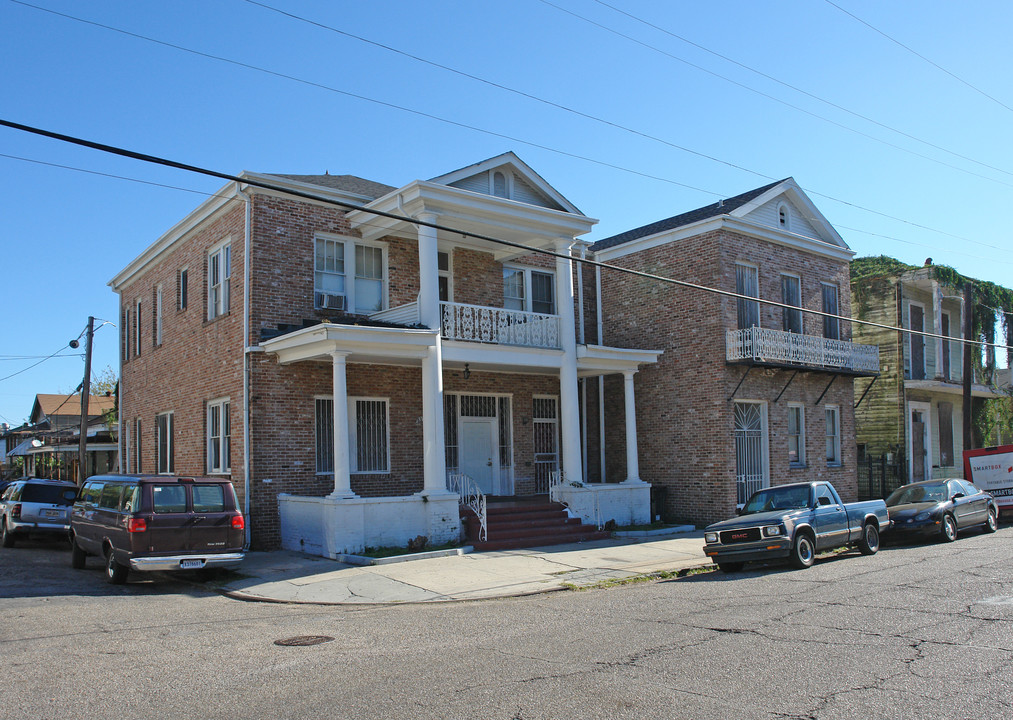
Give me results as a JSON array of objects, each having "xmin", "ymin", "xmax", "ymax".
[
  {"xmin": 152, "ymin": 485, "xmax": 187, "ymax": 513},
  {"xmin": 22, "ymin": 484, "xmax": 77, "ymax": 506},
  {"xmin": 192, "ymin": 485, "xmax": 226, "ymax": 512}
]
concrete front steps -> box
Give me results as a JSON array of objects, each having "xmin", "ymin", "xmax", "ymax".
[{"xmin": 463, "ymin": 499, "xmax": 611, "ymax": 551}]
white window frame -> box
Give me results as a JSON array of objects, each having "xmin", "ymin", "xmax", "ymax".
[
  {"xmin": 736, "ymin": 263, "xmax": 760, "ymax": 330},
  {"xmin": 822, "ymin": 282, "xmax": 840, "ymax": 340},
  {"xmin": 208, "ymin": 240, "xmax": 231, "ymax": 320},
  {"xmin": 502, "ymin": 264, "xmax": 556, "ymax": 315},
  {"xmin": 207, "ymin": 398, "xmax": 231, "ymax": 474},
  {"xmin": 438, "ymin": 250, "xmax": 453, "ymax": 303},
  {"xmin": 156, "ymin": 412, "xmax": 174, "ymax": 475},
  {"xmin": 787, "ymin": 403, "xmax": 806, "ymax": 468},
  {"xmin": 122, "ymin": 306, "xmax": 130, "ymax": 362},
  {"xmin": 314, "ymin": 395, "xmax": 390, "ymax": 475},
  {"xmin": 155, "ymin": 284, "xmax": 163, "ymax": 347},
  {"xmin": 907, "ymin": 300, "xmax": 927, "ymax": 380},
  {"xmin": 178, "ymin": 266, "xmax": 189, "ymax": 311},
  {"xmin": 313, "ymin": 233, "xmax": 387, "ymax": 314},
  {"xmin": 825, "ymin": 405, "xmax": 841, "ymax": 467}
]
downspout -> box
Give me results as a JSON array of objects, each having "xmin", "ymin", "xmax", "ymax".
[
  {"xmin": 578, "ymin": 244, "xmax": 587, "ymax": 482},
  {"xmin": 595, "ymin": 259, "xmax": 606, "ymax": 483},
  {"xmin": 237, "ymin": 184, "xmax": 253, "ymax": 548}
]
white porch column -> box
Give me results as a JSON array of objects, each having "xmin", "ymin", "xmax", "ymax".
[
  {"xmin": 417, "ymin": 212, "xmax": 440, "ymax": 329},
  {"xmin": 932, "ymin": 281, "xmax": 943, "ymax": 379},
  {"xmin": 421, "ymin": 342, "xmax": 448, "ymax": 493},
  {"xmin": 554, "ymin": 239, "xmax": 583, "ymax": 484},
  {"xmin": 622, "ymin": 370, "xmax": 645, "ymax": 484},
  {"xmin": 329, "ymin": 351, "xmax": 356, "ymax": 498}
]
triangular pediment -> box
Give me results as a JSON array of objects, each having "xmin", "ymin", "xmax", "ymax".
[
  {"xmin": 429, "ymin": 152, "xmax": 582, "ymax": 215},
  {"xmin": 729, "ymin": 179, "xmax": 848, "ymax": 249}
]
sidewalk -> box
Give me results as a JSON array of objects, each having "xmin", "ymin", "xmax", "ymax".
[{"xmin": 217, "ymin": 531, "xmax": 711, "ymax": 604}]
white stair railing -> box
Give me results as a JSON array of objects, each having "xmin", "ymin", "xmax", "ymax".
[
  {"xmin": 447, "ymin": 472, "xmax": 487, "ymax": 543},
  {"xmin": 548, "ymin": 471, "xmax": 603, "ymax": 530}
]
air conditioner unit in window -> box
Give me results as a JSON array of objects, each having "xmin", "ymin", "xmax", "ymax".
[{"xmin": 314, "ymin": 292, "xmax": 347, "ymax": 311}]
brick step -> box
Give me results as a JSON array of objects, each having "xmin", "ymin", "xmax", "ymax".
[
  {"xmin": 464, "ymin": 515, "xmax": 576, "ymax": 531},
  {"xmin": 468, "ymin": 522, "xmax": 588, "ymax": 542},
  {"xmin": 483, "ymin": 503, "xmax": 566, "ymax": 517},
  {"xmin": 472, "ymin": 530, "xmax": 612, "ymax": 552}
]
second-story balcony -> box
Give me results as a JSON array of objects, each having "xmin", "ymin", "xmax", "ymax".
[
  {"xmin": 726, "ymin": 326, "xmax": 879, "ymax": 375},
  {"xmin": 372, "ymin": 301, "xmax": 561, "ymax": 349}
]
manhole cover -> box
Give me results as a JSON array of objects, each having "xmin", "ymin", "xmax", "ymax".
[{"xmin": 274, "ymin": 635, "xmax": 335, "ymax": 647}]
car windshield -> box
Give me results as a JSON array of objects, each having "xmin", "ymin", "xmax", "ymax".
[
  {"xmin": 21, "ymin": 484, "xmax": 77, "ymax": 505},
  {"xmin": 743, "ymin": 486, "xmax": 811, "ymax": 514},
  {"xmin": 886, "ymin": 483, "xmax": 947, "ymax": 506}
]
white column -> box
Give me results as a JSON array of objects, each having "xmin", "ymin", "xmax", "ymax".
[
  {"xmin": 555, "ymin": 239, "xmax": 583, "ymax": 484},
  {"xmin": 329, "ymin": 351, "xmax": 356, "ymax": 498},
  {"xmin": 622, "ymin": 370, "xmax": 645, "ymax": 484},
  {"xmin": 417, "ymin": 212, "xmax": 440, "ymax": 329},
  {"xmin": 421, "ymin": 342, "xmax": 448, "ymax": 493},
  {"xmin": 932, "ymin": 281, "xmax": 943, "ymax": 378}
]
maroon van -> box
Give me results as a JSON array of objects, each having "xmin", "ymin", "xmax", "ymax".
[{"xmin": 69, "ymin": 474, "xmax": 245, "ymax": 584}]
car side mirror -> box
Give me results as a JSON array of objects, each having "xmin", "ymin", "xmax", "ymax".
[{"xmin": 736, "ymin": 507, "xmax": 745, "ymax": 516}]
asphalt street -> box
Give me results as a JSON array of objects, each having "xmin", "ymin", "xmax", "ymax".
[{"xmin": 1, "ymin": 525, "xmax": 1011, "ymax": 720}]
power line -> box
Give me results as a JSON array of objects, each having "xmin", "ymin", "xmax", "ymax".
[
  {"xmin": 10, "ymin": 0, "xmax": 1013, "ymax": 260},
  {"xmin": 1, "ymin": 116, "xmax": 1008, "ymax": 357},
  {"xmin": 824, "ymin": 0, "xmax": 1013, "ymax": 114},
  {"xmin": 590, "ymin": 0, "xmax": 1013, "ymax": 180},
  {"xmin": 0, "ymin": 344, "xmax": 78, "ymax": 384}
]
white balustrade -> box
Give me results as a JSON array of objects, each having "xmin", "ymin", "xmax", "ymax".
[
  {"xmin": 726, "ymin": 327, "xmax": 880, "ymax": 373},
  {"xmin": 440, "ymin": 302, "xmax": 561, "ymax": 349}
]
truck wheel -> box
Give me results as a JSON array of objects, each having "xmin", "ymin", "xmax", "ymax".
[
  {"xmin": 857, "ymin": 523, "xmax": 880, "ymax": 555},
  {"xmin": 717, "ymin": 562, "xmax": 744, "ymax": 573},
  {"xmin": 789, "ymin": 532, "xmax": 815, "ymax": 569},
  {"xmin": 939, "ymin": 514, "xmax": 957, "ymax": 543},
  {"xmin": 70, "ymin": 539, "xmax": 87, "ymax": 569},
  {"xmin": 105, "ymin": 549, "xmax": 129, "ymax": 584},
  {"xmin": 984, "ymin": 507, "xmax": 998, "ymax": 533}
]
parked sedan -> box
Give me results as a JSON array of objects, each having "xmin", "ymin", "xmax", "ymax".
[
  {"xmin": 885, "ymin": 478, "xmax": 998, "ymax": 542},
  {"xmin": 0, "ymin": 478, "xmax": 78, "ymax": 547}
]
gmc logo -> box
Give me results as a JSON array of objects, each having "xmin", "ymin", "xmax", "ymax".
[{"xmin": 730, "ymin": 532, "xmax": 749, "ymax": 541}]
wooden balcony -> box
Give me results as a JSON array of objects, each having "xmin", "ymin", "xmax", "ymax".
[{"xmin": 726, "ymin": 327, "xmax": 879, "ymax": 375}]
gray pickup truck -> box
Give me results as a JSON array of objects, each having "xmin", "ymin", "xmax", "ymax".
[{"xmin": 703, "ymin": 481, "xmax": 891, "ymax": 572}]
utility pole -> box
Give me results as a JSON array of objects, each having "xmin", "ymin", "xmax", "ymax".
[
  {"xmin": 78, "ymin": 316, "xmax": 95, "ymax": 484},
  {"xmin": 962, "ymin": 284, "xmax": 974, "ymax": 452}
]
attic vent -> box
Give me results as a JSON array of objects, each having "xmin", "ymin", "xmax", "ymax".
[
  {"xmin": 777, "ymin": 203, "xmax": 790, "ymax": 229},
  {"xmin": 492, "ymin": 171, "xmax": 508, "ymax": 198},
  {"xmin": 314, "ymin": 292, "xmax": 346, "ymax": 311}
]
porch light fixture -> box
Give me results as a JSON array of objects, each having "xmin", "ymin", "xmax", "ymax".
[{"xmin": 463, "ymin": 363, "xmax": 471, "ymax": 380}]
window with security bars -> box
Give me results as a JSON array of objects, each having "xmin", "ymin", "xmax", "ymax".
[
  {"xmin": 444, "ymin": 395, "xmax": 458, "ymax": 471},
  {"xmin": 207, "ymin": 399, "xmax": 231, "ymax": 474},
  {"xmin": 460, "ymin": 395, "xmax": 497, "ymax": 417},
  {"xmin": 498, "ymin": 397, "xmax": 512, "ymax": 470},
  {"xmin": 156, "ymin": 412, "xmax": 174, "ymax": 475},
  {"xmin": 734, "ymin": 402, "xmax": 766, "ymax": 504},
  {"xmin": 315, "ymin": 397, "xmax": 389, "ymax": 474},
  {"xmin": 736, "ymin": 264, "xmax": 759, "ymax": 330},
  {"xmin": 533, "ymin": 396, "xmax": 559, "ymax": 491}
]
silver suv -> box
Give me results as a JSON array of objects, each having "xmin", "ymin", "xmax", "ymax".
[{"xmin": 0, "ymin": 478, "xmax": 78, "ymax": 547}]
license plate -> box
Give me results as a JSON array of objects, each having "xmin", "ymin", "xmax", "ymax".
[
  {"xmin": 44, "ymin": 510, "xmax": 62, "ymax": 518},
  {"xmin": 180, "ymin": 559, "xmax": 205, "ymax": 570}
]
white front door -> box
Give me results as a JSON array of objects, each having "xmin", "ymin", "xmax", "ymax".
[{"xmin": 460, "ymin": 418, "xmax": 498, "ymax": 495}]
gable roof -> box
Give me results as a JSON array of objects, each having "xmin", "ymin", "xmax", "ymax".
[
  {"xmin": 31, "ymin": 394, "xmax": 116, "ymax": 423},
  {"xmin": 593, "ymin": 179, "xmax": 785, "ymax": 251}
]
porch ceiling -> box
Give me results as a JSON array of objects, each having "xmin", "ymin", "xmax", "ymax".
[
  {"xmin": 904, "ymin": 379, "xmax": 1006, "ymax": 399},
  {"xmin": 577, "ymin": 344, "xmax": 663, "ymax": 377}
]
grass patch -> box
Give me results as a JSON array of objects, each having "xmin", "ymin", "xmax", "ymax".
[{"xmin": 360, "ymin": 541, "xmax": 462, "ymax": 559}]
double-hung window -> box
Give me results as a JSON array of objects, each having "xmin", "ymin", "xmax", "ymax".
[
  {"xmin": 788, "ymin": 403, "xmax": 805, "ymax": 467},
  {"xmin": 503, "ymin": 267, "xmax": 555, "ymax": 315},
  {"xmin": 781, "ymin": 275, "xmax": 802, "ymax": 334},
  {"xmin": 207, "ymin": 398, "xmax": 231, "ymax": 474},
  {"xmin": 736, "ymin": 264, "xmax": 759, "ymax": 330},
  {"xmin": 134, "ymin": 299, "xmax": 142, "ymax": 357},
  {"xmin": 438, "ymin": 251, "xmax": 452, "ymax": 302},
  {"xmin": 825, "ymin": 406, "xmax": 841, "ymax": 466},
  {"xmin": 315, "ymin": 397, "xmax": 390, "ymax": 474},
  {"xmin": 156, "ymin": 412, "xmax": 174, "ymax": 474},
  {"xmin": 154, "ymin": 285, "xmax": 163, "ymax": 347},
  {"xmin": 178, "ymin": 267, "xmax": 189, "ymax": 310},
  {"xmin": 822, "ymin": 282, "xmax": 840, "ymax": 340},
  {"xmin": 314, "ymin": 235, "xmax": 386, "ymax": 314},
  {"xmin": 208, "ymin": 242, "xmax": 231, "ymax": 319}
]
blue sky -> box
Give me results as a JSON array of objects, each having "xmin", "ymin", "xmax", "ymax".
[{"xmin": 2, "ymin": 0, "xmax": 1012, "ymax": 426}]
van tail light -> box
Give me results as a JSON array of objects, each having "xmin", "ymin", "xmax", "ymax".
[
  {"xmin": 11, "ymin": 503, "xmax": 21, "ymax": 519},
  {"xmin": 126, "ymin": 518, "xmax": 147, "ymax": 533},
  {"xmin": 231, "ymin": 514, "xmax": 245, "ymax": 530}
]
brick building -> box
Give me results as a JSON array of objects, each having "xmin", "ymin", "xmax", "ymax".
[
  {"xmin": 110, "ymin": 153, "xmax": 660, "ymax": 553},
  {"xmin": 590, "ymin": 179, "xmax": 879, "ymax": 527}
]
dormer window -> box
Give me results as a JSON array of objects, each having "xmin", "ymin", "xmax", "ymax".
[
  {"xmin": 492, "ymin": 171, "xmax": 509, "ymax": 198},
  {"xmin": 777, "ymin": 203, "xmax": 790, "ymax": 230}
]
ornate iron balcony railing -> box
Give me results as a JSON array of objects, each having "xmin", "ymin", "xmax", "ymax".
[{"xmin": 726, "ymin": 327, "xmax": 879, "ymax": 373}]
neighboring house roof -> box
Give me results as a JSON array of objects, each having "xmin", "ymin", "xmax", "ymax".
[
  {"xmin": 30, "ymin": 394, "xmax": 116, "ymax": 424},
  {"xmin": 266, "ymin": 174, "xmax": 395, "ymax": 201},
  {"xmin": 593, "ymin": 179, "xmax": 785, "ymax": 251}
]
